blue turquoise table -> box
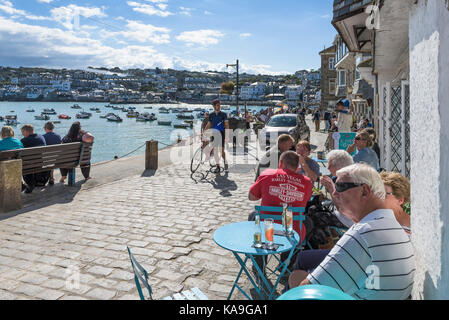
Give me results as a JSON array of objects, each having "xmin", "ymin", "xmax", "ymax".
[
  {"xmin": 213, "ymin": 221, "xmax": 300, "ymax": 300},
  {"xmin": 311, "ymin": 156, "xmax": 328, "ymax": 168}
]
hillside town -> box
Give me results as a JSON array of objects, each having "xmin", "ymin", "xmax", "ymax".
[{"xmin": 0, "ymin": 66, "xmax": 321, "ymax": 106}]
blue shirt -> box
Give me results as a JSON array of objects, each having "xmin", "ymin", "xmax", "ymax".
[
  {"xmin": 208, "ymin": 111, "xmax": 228, "ymax": 132},
  {"xmin": 353, "ymin": 147, "xmax": 380, "ymax": 171},
  {"xmin": 0, "ymin": 137, "xmax": 24, "ymax": 151},
  {"xmin": 43, "ymin": 132, "xmax": 62, "ymax": 146},
  {"xmin": 21, "ymin": 134, "xmax": 46, "ymax": 148}
]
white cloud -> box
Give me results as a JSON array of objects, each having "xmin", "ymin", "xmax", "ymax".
[
  {"xmin": 127, "ymin": 1, "xmax": 173, "ymax": 17},
  {"xmin": 176, "ymin": 29, "xmax": 224, "ymax": 46},
  {"xmin": 179, "ymin": 7, "xmax": 194, "ymax": 16},
  {"xmin": 240, "ymin": 33, "xmax": 251, "ymax": 38},
  {"xmin": 0, "ymin": 14, "xmax": 285, "ymax": 74},
  {"xmin": 0, "ymin": 0, "xmax": 50, "ymax": 20}
]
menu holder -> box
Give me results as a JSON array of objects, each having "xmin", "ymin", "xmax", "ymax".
[{"xmin": 252, "ymin": 243, "xmax": 283, "ymax": 251}]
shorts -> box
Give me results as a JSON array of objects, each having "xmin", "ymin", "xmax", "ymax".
[{"xmin": 210, "ymin": 130, "xmax": 225, "ymax": 148}]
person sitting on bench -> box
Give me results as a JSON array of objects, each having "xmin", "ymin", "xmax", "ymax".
[
  {"xmin": 20, "ymin": 124, "xmax": 47, "ymax": 193},
  {"xmin": 59, "ymin": 122, "xmax": 94, "ymax": 184}
]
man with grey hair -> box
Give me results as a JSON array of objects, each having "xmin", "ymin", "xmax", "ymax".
[
  {"xmin": 288, "ymin": 163, "xmax": 415, "ymax": 300},
  {"xmin": 321, "ymin": 149, "xmax": 354, "ymax": 228}
]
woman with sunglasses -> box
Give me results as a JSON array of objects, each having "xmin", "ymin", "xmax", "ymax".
[{"xmin": 346, "ymin": 128, "xmax": 379, "ymax": 171}]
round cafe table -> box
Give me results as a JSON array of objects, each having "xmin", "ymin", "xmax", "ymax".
[{"xmin": 213, "ymin": 221, "xmax": 300, "ymax": 300}]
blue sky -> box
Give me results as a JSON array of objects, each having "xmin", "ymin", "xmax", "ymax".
[{"xmin": 0, "ymin": 0, "xmax": 336, "ymax": 74}]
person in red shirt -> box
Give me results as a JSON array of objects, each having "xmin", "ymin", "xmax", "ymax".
[{"xmin": 249, "ymin": 151, "xmax": 313, "ymax": 242}]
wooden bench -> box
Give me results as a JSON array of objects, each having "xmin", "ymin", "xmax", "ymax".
[{"xmin": 0, "ymin": 142, "xmax": 93, "ymax": 213}]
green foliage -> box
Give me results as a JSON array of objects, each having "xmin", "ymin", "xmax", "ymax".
[{"xmin": 220, "ymin": 81, "xmax": 235, "ymax": 94}]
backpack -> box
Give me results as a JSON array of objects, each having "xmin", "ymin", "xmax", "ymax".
[{"xmin": 305, "ymin": 196, "xmax": 347, "ymax": 249}]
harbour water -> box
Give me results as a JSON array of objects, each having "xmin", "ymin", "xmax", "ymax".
[{"xmin": 0, "ymin": 102, "xmax": 266, "ymax": 164}]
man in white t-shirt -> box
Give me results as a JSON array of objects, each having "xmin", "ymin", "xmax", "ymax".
[{"xmin": 289, "ymin": 163, "xmax": 415, "ymax": 300}]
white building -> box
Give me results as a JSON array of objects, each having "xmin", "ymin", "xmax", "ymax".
[
  {"xmin": 332, "ymin": 0, "xmax": 449, "ymax": 299},
  {"xmin": 284, "ymin": 85, "xmax": 303, "ymax": 101},
  {"xmin": 50, "ymin": 80, "xmax": 71, "ymax": 92},
  {"xmin": 239, "ymin": 82, "xmax": 267, "ymax": 100}
]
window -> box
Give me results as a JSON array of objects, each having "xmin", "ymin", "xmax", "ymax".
[
  {"xmin": 338, "ymin": 70, "xmax": 346, "ymax": 86},
  {"xmin": 329, "ymin": 79, "xmax": 336, "ymax": 95},
  {"xmin": 329, "ymin": 57, "xmax": 335, "ymax": 70}
]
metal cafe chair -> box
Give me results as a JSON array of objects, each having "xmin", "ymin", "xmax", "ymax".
[{"xmin": 127, "ymin": 246, "xmax": 208, "ymax": 300}]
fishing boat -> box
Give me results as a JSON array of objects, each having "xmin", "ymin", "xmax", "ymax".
[
  {"xmin": 6, "ymin": 119, "xmax": 18, "ymax": 126},
  {"xmin": 100, "ymin": 112, "xmax": 116, "ymax": 119},
  {"xmin": 177, "ymin": 113, "xmax": 194, "ymax": 120},
  {"xmin": 5, "ymin": 115, "xmax": 17, "ymax": 120},
  {"xmin": 58, "ymin": 114, "xmax": 71, "ymax": 120},
  {"xmin": 35, "ymin": 114, "xmax": 50, "ymax": 120},
  {"xmin": 42, "ymin": 108, "xmax": 57, "ymax": 115},
  {"xmin": 71, "ymin": 104, "xmax": 82, "ymax": 109},
  {"xmin": 76, "ymin": 112, "xmax": 91, "ymax": 119},
  {"xmin": 126, "ymin": 111, "xmax": 139, "ymax": 118},
  {"xmin": 157, "ymin": 121, "xmax": 172, "ymax": 126},
  {"xmin": 106, "ymin": 114, "xmax": 123, "ymax": 122}
]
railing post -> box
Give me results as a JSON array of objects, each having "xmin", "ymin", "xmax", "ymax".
[
  {"xmin": 0, "ymin": 159, "xmax": 22, "ymax": 213},
  {"xmin": 145, "ymin": 140, "xmax": 158, "ymax": 170}
]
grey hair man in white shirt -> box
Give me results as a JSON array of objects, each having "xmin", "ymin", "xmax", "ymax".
[{"xmin": 289, "ymin": 163, "xmax": 415, "ymax": 300}]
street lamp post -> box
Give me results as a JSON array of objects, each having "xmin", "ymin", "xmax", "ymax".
[{"xmin": 226, "ymin": 59, "xmax": 239, "ymax": 116}]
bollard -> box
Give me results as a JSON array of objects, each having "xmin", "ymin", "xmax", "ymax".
[
  {"xmin": 0, "ymin": 159, "xmax": 22, "ymax": 213},
  {"xmin": 145, "ymin": 140, "xmax": 158, "ymax": 170}
]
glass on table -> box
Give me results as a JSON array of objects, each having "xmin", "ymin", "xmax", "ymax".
[
  {"xmin": 286, "ymin": 210, "xmax": 293, "ymax": 235},
  {"xmin": 264, "ymin": 218, "xmax": 274, "ymax": 249}
]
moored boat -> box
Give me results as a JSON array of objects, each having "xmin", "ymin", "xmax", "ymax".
[
  {"xmin": 157, "ymin": 121, "xmax": 172, "ymax": 126},
  {"xmin": 71, "ymin": 104, "xmax": 82, "ymax": 109},
  {"xmin": 76, "ymin": 112, "xmax": 91, "ymax": 119},
  {"xmin": 173, "ymin": 123, "xmax": 191, "ymax": 129},
  {"xmin": 35, "ymin": 114, "xmax": 50, "ymax": 120},
  {"xmin": 42, "ymin": 108, "xmax": 57, "ymax": 115},
  {"xmin": 106, "ymin": 114, "xmax": 123, "ymax": 122},
  {"xmin": 58, "ymin": 114, "xmax": 71, "ymax": 120},
  {"xmin": 5, "ymin": 119, "xmax": 19, "ymax": 126}
]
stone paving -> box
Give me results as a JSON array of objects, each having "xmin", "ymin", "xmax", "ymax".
[{"xmin": 0, "ymin": 117, "xmax": 329, "ymax": 300}]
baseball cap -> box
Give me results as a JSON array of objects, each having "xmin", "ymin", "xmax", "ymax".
[{"xmin": 212, "ymin": 99, "xmax": 220, "ymax": 106}]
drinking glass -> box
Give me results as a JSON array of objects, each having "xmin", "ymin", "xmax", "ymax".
[
  {"xmin": 286, "ymin": 210, "xmax": 293, "ymax": 235},
  {"xmin": 264, "ymin": 219, "xmax": 274, "ymax": 249}
]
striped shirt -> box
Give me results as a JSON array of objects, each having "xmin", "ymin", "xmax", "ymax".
[{"xmin": 307, "ymin": 209, "xmax": 415, "ymax": 300}]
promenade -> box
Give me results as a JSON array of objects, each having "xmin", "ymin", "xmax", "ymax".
[{"xmin": 0, "ymin": 116, "xmax": 327, "ymax": 300}]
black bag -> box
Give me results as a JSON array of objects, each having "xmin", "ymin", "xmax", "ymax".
[{"xmin": 305, "ymin": 196, "xmax": 347, "ymax": 249}]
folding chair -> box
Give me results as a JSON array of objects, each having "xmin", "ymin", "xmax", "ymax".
[{"xmin": 127, "ymin": 246, "xmax": 208, "ymax": 300}]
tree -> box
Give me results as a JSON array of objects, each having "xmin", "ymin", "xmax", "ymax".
[{"xmin": 220, "ymin": 81, "xmax": 235, "ymax": 94}]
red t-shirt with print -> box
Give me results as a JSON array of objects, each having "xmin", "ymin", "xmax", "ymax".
[{"xmin": 249, "ymin": 168, "xmax": 313, "ymax": 242}]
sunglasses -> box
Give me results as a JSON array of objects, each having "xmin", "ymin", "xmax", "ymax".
[
  {"xmin": 335, "ymin": 182, "xmax": 365, "ymax": 193},
  {"xmin": 355, "ymin": 137, "xmax": 365, "ymax": 141}
]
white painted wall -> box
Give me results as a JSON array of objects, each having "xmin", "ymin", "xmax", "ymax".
[{"xmin": 409, "ymin": 0, "xmax": 449, "ymax": 299}]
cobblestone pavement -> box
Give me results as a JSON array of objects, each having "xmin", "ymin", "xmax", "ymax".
[{"xmin": 0, "ymin": 117, "xmax": 328, "ymax": 300}]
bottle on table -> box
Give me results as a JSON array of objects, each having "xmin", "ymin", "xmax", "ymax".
[
  {"xmin": 282, "ymin": 203, "xmax": 288, "ymax": 233},
  {"xmin": 254, "ymin": 215, "xmax": 262, "ymax": 248}
]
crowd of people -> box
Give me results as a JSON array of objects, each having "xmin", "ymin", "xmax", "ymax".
[
  {"xmin": 249, "ymin": 130, "xmax": 413, "ymax": 299},
  {"xmin": 0, "ymin": 121, "xmax": 94, "ymax": 193}
]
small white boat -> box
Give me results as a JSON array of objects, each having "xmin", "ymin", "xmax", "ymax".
[
  {"xmin": 107, "ymin": 114, "xmax": 123, "ymax": 122},
  {"xmin": 71, "ymin": 104, "xmax": 82, "ymax": 109}
]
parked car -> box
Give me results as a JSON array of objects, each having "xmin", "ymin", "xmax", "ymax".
[{"xmin": 258, "ymin": 114, "xmax": 310, "ymax": 149}]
